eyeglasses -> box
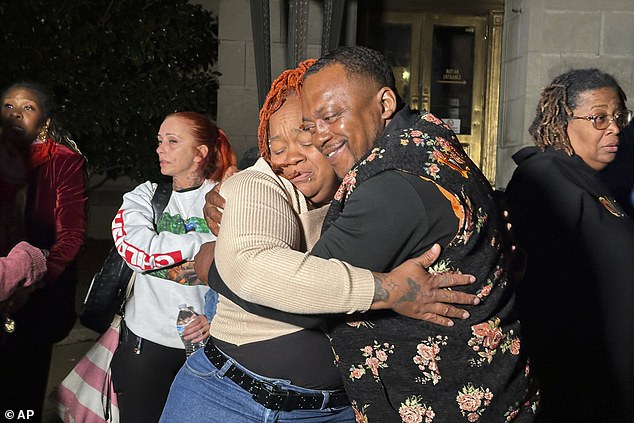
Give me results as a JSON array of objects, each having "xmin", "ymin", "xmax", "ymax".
[{"xmin": 570, "ymin": 109, "xmax": 633, "ymax": 130}]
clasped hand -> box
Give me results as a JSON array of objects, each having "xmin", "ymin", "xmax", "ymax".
[{"xmin": 371, "ymin": 244, "xmax": 479, "ymax": 327}]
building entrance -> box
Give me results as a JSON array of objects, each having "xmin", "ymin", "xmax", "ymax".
[{"xmin": 359, "ymin": 2, "xmax": 503, "ymax": 182}]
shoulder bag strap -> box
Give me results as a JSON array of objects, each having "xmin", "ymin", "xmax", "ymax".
[{"xmin": 151, "ymin": 181, "xmax": 172, "ymax": 224}]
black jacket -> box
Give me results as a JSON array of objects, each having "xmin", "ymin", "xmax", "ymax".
[{"xmin": 506, "ymin": 146, "xmax": 634, "ymax": 422}]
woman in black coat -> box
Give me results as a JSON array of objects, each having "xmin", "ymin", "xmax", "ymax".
[{"xmin": 505, "ymin": 68, "xmax": 634, "ymax": 423}]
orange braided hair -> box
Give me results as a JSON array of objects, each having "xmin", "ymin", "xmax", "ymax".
[{"xmin": 257, "ymin": 58, "xmax": 316, "ymax": 160}]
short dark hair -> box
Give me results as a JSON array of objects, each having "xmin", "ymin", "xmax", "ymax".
[
  {"xmin": 1, "ymin": 81, "xmax": 83, "ymax": 155},
  {"xmin": 529, "ymin": 68, "xmax": 627, "ymax": 154},
  {"xmin": 1, "ymin": 81, "xmax": 55, "ymax": 126},
  {"xmin": 305, "ymin": 46, "xmax": 405, "ymax": 109}
]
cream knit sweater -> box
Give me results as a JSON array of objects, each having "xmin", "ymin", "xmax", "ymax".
[{"xmin": 210, "ymin": 158, "xmax": 374, "ymax": 345}]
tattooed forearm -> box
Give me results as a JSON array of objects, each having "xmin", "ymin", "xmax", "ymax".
[
  {"xmin": 373, "ymin": 273, "xmax": 407, "ymax": 304},
  {"xmin": 373, "ymin": 273, "xmax": 390, "ymax": 302}
]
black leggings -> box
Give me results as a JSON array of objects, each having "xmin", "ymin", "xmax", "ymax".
[{"xmin": 111, "ymin": 323, "xmax": 186, "ymax": 423}]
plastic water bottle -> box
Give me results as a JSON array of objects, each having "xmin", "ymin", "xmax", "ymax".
[{"xmin": 176, "ymin": 304, "xmax": 206, "ymax": 357}]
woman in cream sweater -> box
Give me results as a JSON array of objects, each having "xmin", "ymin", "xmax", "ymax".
[{"xmin": 161, "ymin": 61, "xmax": 478, "ymax": 422}]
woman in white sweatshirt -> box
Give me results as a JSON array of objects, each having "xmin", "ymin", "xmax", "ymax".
[{"xmin": 110, "ymin": 112, "xmax": 236, "ymax": 423}]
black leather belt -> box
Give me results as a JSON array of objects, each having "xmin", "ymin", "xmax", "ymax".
[{"xmin": 204, "ymin": 341, "xmax": 350, "ymax": 411}]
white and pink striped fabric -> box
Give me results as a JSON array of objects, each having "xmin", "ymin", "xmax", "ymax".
[{"xmin": 52, "ymin": 318, "xmax": 121, "ymax": 423}]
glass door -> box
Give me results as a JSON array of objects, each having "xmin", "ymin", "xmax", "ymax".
[
  {"xmin": 379, "ymin": 12, "xmax": 488, "ymax": 170},
  {"xmin": 422, "ymin": 14, "xmax": 486, "ymax": 162},
  {"xmin": 377, "ymin": 14, "xmax": 422, "ymax": 112}
]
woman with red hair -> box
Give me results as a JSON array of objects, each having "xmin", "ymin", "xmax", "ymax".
[{"xmin": 110, "ymin": 111, "xmax": 236, "ymax": 423}]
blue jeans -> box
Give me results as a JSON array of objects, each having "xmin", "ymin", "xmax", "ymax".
[
  {"xmin": 204, "ymin": 288, "xmax": 218, "ymax": 321},
  {"xmin": 160, "ymin": 348, "xmax": 354, "ymax": 423}
]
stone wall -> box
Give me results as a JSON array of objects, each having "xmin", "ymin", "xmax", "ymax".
[
  {"xmin": 87, "ymin": 0, "xmax": 634, "ymax": 238},
  {"xmin": 215, "ymin": 0, "xmax": 325, "ymax": 162},
  {"xmin": 497, "ymin": 0, "xmax": 634, "ymax": 186},
  {"xmin": 214, "ymin": 0, "xmax": 634, "ymax": 187}
]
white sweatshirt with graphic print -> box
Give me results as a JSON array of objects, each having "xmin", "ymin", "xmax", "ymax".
[{"xmin": 112, "ymin": 179, "xmax": 216, "ymax": 348}]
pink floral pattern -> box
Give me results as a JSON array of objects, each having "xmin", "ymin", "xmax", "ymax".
[
  {"xmin": 413, "ymin": 335, "xmax": 447, "ymax": 385},
  {"xmin": 399, "ymin": 396, "xmax": 436, "ymax": 423},
  {"xmin": 478, "ymin": 266, "xmax": 504, "ymax": 298},
  {"xmin": 334, "ymin": 147, "xmax": 385, "ymax": 202},
  {"xmin": 451, "ymin": 195, "xmax": 487, "ymax": 246},
  {"xmin": 456, "ymin": 384, "xmax": 494, "ymax": 422},
  {"xmin": 334, "ymin": 169, "xmax": 357, "ymax": 202},
  {"xmin": 352, "ymin": 401, "xmax": 370, "ymax": 423},
  {"xmin": 468, "ymin": 317, "xmax": 521, "ymax": 366},
  {"xmin": 395, "ymin": 123, "xmax": 470, "ymax": 181},
  {"xmin": 477, "ymin": 281, "xmax": 493, "ymax": 299},
  {"xmin": 363, "ymin": 147, "xmax": 384, "ymax": 163},
  {"xmin": 455, "ymin": 196, "xmax": 474, "ymax": 244},
  {"xmin": 426, "ymin": 163, "xmax": 441, "ymax": 179},
  {"xmin": 325, "ymin": 110, "xmax": 538, "ymax": 421},
  {"xmin": 348, "ymin": 340, "xmax": 394, "ymax": 382},
  {"xmin": 504, "ymin": 376, "xmax": 540, "ymax": 422},
  {"xmin": 422, "ymin": 113, "xmax": 453, "ymax": 130}
]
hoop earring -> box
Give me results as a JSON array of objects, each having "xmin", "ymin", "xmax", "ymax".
[{"xmin": 37, "ymin": 123, "xmax": 49, "ymax": 142}]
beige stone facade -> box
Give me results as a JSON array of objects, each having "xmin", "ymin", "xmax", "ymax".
[
  {"xmin": 498, "ymin": 0, "xmax": 634, "ymax": 186},
  {"xmin": 86, "ymin": 0, "xmax": 634, "ymax": 238},
  {"xmin": 214, "ymin": 0, "xmax": 634, "ymax": 187}
]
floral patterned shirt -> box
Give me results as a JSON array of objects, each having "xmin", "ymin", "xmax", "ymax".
[{"xmin": 312, "ymin": 107, "xmax": 539, "ymax": 422}]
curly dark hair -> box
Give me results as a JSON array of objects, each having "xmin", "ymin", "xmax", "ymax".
[
  {"xmin": 529, "ymin": 68, "xmax": 627, "ymax": 155},
  {"xmin": 305, "ymin": 46, "xmax": 405, "ymax": 110},
  {"xmin": 2, "ymin": 82, "xmax": 55, "ymax": 125}
]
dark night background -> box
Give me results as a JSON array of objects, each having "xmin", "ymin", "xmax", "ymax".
[{"xmin": 0, "ymin": 0, "xmax": 220, "ymax": 185}]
